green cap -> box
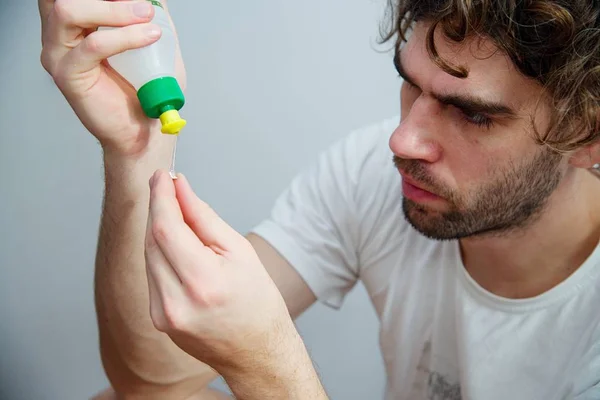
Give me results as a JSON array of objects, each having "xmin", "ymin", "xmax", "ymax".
[{"xmin": 137, "ymin": 76, "xmax": 185, "ymax": 119}]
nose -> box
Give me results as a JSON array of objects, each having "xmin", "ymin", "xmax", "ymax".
[{"xmin": 389, "ymin": 95, "xmax": 442, "ymax": 163}]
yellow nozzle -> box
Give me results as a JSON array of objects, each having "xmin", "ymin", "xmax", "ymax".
[{"xmin": 160, "ymin": 109, "xmax": 187, "ymax": 135}]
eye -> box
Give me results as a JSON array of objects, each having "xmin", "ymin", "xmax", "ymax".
[{"xmin": 461, "ymin": 109, "xmax": 494, "ymax": 130}]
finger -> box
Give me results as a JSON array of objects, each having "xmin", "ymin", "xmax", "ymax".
[
  {"xmin": 145, "ymin": 207, "xmax": 184, "ymax": 303},
  {"xmin": 175, "ymin": 173, "xmax": 248, "ymax": 254},
  {"xmin": 59, "ymin": 22, "xmax": 161, "ymax": 77},
  {"xmin": 145, "ymin": 260, "xmax": 169, "ymax": 331},
  {"xmin": 46, "ymin": 0, "xmax": 154, "ymax": 48},
  {"xmin": 149, "ymin": 170, "xmax": 220, "ymax": 285}
]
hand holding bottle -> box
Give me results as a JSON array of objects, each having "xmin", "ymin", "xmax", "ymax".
[{"xmin": 38, "ymin": 0, "xmax": 186, "ymax": 158}]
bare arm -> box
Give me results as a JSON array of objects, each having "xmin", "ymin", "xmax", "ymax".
[
  {"xmin": 94, "ymin": 149, "xmax": 220, "ymax": 397},
  {"xmin": 95, "ymin": 152, "xmax": 316, "ymax": 398},
  {"xmin": 36, "ymin": 0, "xmax": 219, "ymax": 395},
  {"xmin": 140, "ymin": 171, "xmax": 327, "ymax": 399},
  {"xmin": 36, "ymin": 0, "xmax": 318, "ymax": 395},
  {"xmin": 246, "ymin": 232, "xmax": 317, "ymax": 319}
]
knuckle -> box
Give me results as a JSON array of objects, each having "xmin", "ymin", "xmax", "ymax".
[
  {"xmin": 53, "ymin": 0, "xmax": 77, "ymax": 25},
  {"xmin": 151, "ymin": 218, "xmax": 171, "ymax": 245},
  {"xmin": 162, "ymin": 297, "xmax": 186, "ymax": 330},
  {"xmin": 106, "ymin": 1, "xmax": 130, "ymax": 20},
  {"xmin": 149, "ymin": 303, "xmax": 167, "ymax": 332},
  {"xmin": 185, "ymin": 210, "xmax": 203, "ymax": 229},
  {"xmin": 39, "ymin": 49, "xmax": 54, "ymax": 75},
  {"xmin": 105, "ymin": 1, "xmax": 121, "ymax": 18},
  {"xmin": 152, "ymin": 219, "xmax": 170, "ymax": 244},
  {"xmin": 188, "ymin": 284, "xmax": 226, "ymax": 308}
]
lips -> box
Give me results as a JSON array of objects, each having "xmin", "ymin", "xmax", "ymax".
[
  {"xmin": 399, "ymin": 171, "xmax": 442, "ymax": 202},
  {"xmin": 400, "ymin": 173, "xmax": 435, "ymax": 194},
  {"xmin": 403, "ymin": 175, "xmax": 428, "ymax": 191}
]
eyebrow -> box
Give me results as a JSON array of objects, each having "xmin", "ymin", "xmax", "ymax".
[{"xmin": 394, "ymin": 52, "xmax": 518, "ymax": 118}]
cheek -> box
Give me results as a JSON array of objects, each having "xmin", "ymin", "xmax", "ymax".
[{"xmin": 443, "ymin": 141, "xmax": 499, "ymax": 193}]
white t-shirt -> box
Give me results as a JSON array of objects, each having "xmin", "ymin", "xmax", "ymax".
[{"xmin": 250, "ymin": 116, "xmax": 600, "ymax": 400}]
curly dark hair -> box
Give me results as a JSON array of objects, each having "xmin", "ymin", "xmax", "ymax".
[{"xmin": 381, "ymin": 0, "xmax": 600, "ymax": 153}]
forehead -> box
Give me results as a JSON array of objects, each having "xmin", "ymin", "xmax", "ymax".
[{"xmin": 401, "ymin": 22, "xmax": 545, "ymax": 111}]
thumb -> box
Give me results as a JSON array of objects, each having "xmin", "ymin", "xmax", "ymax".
[{"xmin": 174, "ymin": 174, "xmax": 246, "ymax": 254}]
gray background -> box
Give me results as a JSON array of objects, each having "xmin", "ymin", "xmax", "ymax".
[{"xmin": 0, "ymin": 0, "xmax": 400, "ymax": 398}]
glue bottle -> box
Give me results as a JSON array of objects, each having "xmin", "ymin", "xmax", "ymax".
[{"xmin": 104, "ymin": 0, "xmax": 186, "ymax": 135}]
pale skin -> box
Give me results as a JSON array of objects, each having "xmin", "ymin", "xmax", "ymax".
[
  {"xmin": 38, "ymin": 0, "xmax": 318, "ymax": 398},
  {"xmin": 38, "ymin": 0, "xmax": 600, "ymax": 399},
  {"xmin": 392, "ymin": 23, "xmax": 600, "ymax": 299}
]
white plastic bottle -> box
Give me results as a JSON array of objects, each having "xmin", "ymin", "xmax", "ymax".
[{"xmin": 104, "ymin": 0, "xmax": 186, "ymax": 134}]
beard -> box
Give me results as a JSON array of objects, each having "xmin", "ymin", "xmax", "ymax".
[{"xmin": 394, "ymin": 149, "xmax": 563, "ymax": 240}]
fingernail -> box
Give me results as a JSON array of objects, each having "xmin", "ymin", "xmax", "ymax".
[
  {"xmin": 145, "ymin": 24, "xmax": 161, "ymax": 39},
  {"xmin": 133, "ymin": 2, "xmax": 152, "ymax": 18}
]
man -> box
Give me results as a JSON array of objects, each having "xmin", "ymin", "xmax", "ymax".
[{"xmin": 38, "ymin": 0, "xmax": 600, "ymax": 399}]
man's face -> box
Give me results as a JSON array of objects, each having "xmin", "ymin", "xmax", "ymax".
[{"xmin": 391, "ymin": 22, "xmax": 565, "ymax": 240}]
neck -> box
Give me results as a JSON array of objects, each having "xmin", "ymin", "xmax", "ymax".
[{"xmin": 460, "ymin": 168, "xmax": 600, "ymax": 299}]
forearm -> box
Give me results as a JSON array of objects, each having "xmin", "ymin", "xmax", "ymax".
[
  {"xmin": 220, "ymin": 327, "xmax": 328, "ymax": 400},
  {"xmin": 94, "ymin": 136, "xmax": 216, "ymax": 396}
]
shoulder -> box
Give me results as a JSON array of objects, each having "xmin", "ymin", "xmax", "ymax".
[
  {"xmin": 336, "ymin": 115, "xmax": 399, "ymax": 183},
  {"xmin": 321, "ymin": 115, "xmax": 412, "ymax": 259},
  {"xmin": 284, "ymin": 115, "xmax": 399, "ymax": 202},
  {"xmin": 327, "ymin": 115, "xmax": 402, "ymax": 223}
]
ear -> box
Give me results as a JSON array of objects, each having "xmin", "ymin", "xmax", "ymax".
[{"xmin": 568, "ymin": 140, "xmax": 600, "ymax": 169}]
